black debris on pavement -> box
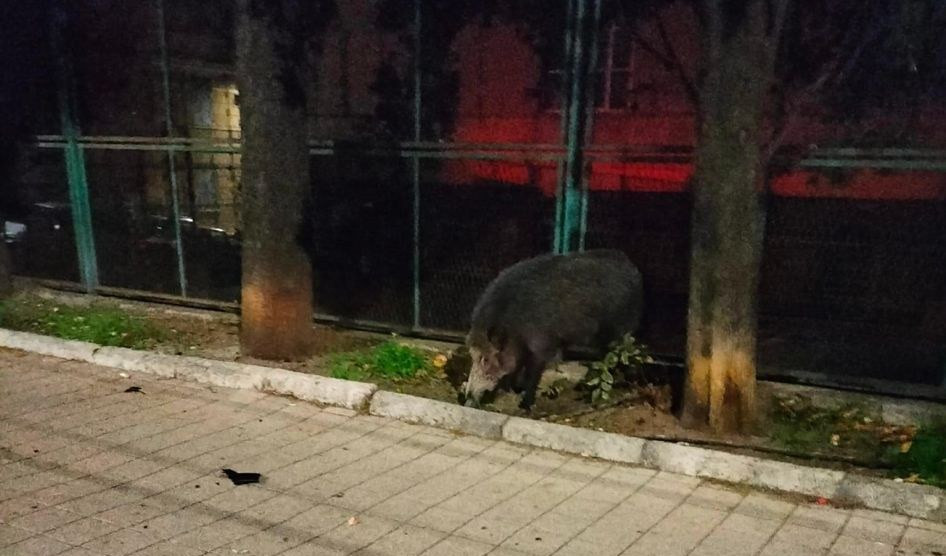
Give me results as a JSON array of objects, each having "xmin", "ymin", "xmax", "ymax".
[{"xmin": 222, "ymin": 468, "xmax": 262, "ymax": 485}]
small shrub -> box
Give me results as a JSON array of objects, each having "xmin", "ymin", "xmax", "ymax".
[
  {"xmin": 583, "ymin": 333, "xmax": 653, "ymax": 405},
  {"xmin": 329, "ymin": 340, "xmax": 433, "ymax": 382}
]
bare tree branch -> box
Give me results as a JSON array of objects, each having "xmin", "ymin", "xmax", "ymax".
[
  {"xmin": 653, "ymin": 10, "xmax": 700, "ymax": 107},
  {"xmin": 630, "ymin": 30, "xmax": 675, "ymax": 68},
  {"xmin": 763, "ymin": 3, "xmax": 882, "ymax": 163}
]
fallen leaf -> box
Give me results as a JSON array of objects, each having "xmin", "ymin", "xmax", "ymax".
[
  {"xmin": 904, "ymin": 473, "xmax": 921, "ymax": 484},
  {"xmin": 347, "ymin": 516, "xmax": 360, "ymax": 526},
  {"xmin": 816, "ymin": 497, "xmax": 829, "ymax": 506},
  {"xmin": 900, "ymin": 441, "xmax": 913, "ymax": 453},
  {"xmin": 433, "ymin": 354, "xmax": 448, "ymax": 369}
]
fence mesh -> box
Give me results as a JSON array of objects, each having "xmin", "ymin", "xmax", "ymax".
[
  {"xmin": 419, "ymin": 161, "xmax": 555, "ymax": 331},
  {"xmin": 307, "ymin": 153, "xmax": 414, "ymax": 326},
  {"xmin": 759, "ymin": 195, "xmax": 946, "ymax": 385},
  {"xmin": 6, "ymin": 0, "xmax": 946, "ymax": 391},
  {"xmin": 9, "ymin": 150, "xmax": 77, "ymax": 283}
]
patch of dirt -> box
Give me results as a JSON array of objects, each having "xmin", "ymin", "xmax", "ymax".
[
  {"xmin": 538, "ymin": 387, "xmax": 915, "ymax": 480},
  {"xmin": 43, "ymin": 291, "xmax": 935, "ymax": 487},
  {"xmin": 550, "ymin": 398, "xmax": 690, "ymax": 439},
  {"xmin": 148, "ymin": 313, "xmax": 241, "ymax": 359},
  {"xmin": 139, "ymin": 308, "xmax": 462, "ymax": 403},
  {"xmin": 146, "ymin": 311, "xmax": 376, "ymax": 360}
]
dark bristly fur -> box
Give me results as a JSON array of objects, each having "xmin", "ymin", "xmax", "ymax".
[{"xmin": 463, "ymin": 249, "xmax": 643, "ymax": 410}]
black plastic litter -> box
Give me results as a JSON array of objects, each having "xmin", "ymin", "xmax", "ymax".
[
  {"xmin": 124, "ymin": 386, "xmax": 144, "ymax": 393},
  {"xmin": 222, "ymin": 468, "xmax": 261, "ymax": 485}
]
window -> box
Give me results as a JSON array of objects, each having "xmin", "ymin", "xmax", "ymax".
[
  {"xmin": 546, "ymin": 23, "xmax": 635, "ymax": 111},
  {"xmin": 594, "ymin": 23, "xmax": 634, "ymax": 111}
]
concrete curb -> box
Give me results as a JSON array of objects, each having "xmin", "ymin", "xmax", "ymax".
[
  {"xmin": 1, "ymin": 328, "xmax": 943, "ymax": 522},
  {"xmin": 0, "ymin": 329, "xmax": 375, "ymax": 410},
  {"xmin": 834, "ymin": 474, "xmax": 943, "ymax": 519},
  {"xmin": 369, "ymin": 391, "xmax": 508, "ymax": 439},
  {"xmin": 503, "ymin": 417, "xmax": 645, "ymax": 464},
  {"xmin": 260, "ymin": 367, "xmax": 376, "ymax": 409},
  {"xmin": 0, "ymin": 328, "xmax": 99, "ymax": 362}
]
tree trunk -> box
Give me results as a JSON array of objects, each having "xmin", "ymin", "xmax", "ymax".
[
  {"xmin": 0, "ymin": 237, "xmax": 13, "ymax": 299},
  {"xmin": 235, "ymin": 0, "xmax": 314, "ymax": 360},
  {"xmin": 683, "ymin": 0, "xmax": 783, "ymax": 433}
]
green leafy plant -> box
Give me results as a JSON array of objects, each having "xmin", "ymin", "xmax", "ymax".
[
  {"xmin": 0, "ymin": 298, "xmax": 165, "ymax": 348},
  {"xmin": 329, "ymin": 340, "xmax": 433, "ymax": 382},
  {"xmin": 583, "ymin": 334, "xmax": 653, "ymax": 405}
]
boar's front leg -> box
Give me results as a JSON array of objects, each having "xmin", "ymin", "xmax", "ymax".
[
  {"xmin": 518, "ymin": 358, "xmax": 543, "ymax": 411},
  {"xmin": 518, "ymin": 342, "xmax": 557, "ymax": 411}
]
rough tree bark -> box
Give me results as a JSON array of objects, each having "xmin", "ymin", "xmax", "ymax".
[
  {"xmin": 236, "ymin": 0, "xmax": 314, "ymax": 359},
  {"xmin": 0, "ymin": 240, "xmax": 12, "ymax": 298},
  {"xmin": 683, "ymin": 0, "xmax": 788, "ymax": 433}
]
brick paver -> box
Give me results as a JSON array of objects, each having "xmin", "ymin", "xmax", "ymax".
[{"xmin": 1, "ymin": 349, "xmax": 944, "ymax": 556}]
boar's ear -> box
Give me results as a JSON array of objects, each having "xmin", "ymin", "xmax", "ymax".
[
  {"xmin": 487, "ymin": 328, "xmax": 508, "ymax": 351},
  {"xmin": 486, "ymin": 326, "xmax": 500, "ymax": 345},
  {"xmin": 499, "ymin": 347, "xmax": 519, "ymax": 374}
]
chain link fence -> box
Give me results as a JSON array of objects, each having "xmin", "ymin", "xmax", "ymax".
[{"xmin": 6, "ymin": 0, "xmax": 946, "ymax": 393}]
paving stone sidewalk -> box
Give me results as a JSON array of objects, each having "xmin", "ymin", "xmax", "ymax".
[{"xmin": 1, "ymin": 349, "xmax": 944, "ymax": 556}]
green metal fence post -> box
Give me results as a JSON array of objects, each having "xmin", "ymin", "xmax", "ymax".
[
  {"xmin": 553, "ymin": 0, "xmax": 576, "ymax": 254},
  {"xmin": 156, "ymin": 0, "xmax": 188, "ymax": 297},
  {"xmin": 577, "ymin": 0, "xmax": 602, "ymax": 252},
  {"xmin": 51, "ymin": 1, "xmax": 99, "ymax": 292},
  {"xmin": 412, "ymin": 0, "xmax": 423, "ymax": 329},
  {"xmin": 557, "ymin": 0, "xmax": 594, "ymax": 254}
]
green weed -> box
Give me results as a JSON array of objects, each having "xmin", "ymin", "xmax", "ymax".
[
  {"xmin": 329, "ymin": 340, "xmax": 433, "ymax": 382},
  {"xmin": 893, "ymin": 421, "xmax": 946, "ymax": 488},
  {"xmin": 769, "ymin": 398, "xmax": 893, "ymax": 457},
  {"xmin": 0, "ymin": 296, "xmax": 165, "ymax": 349}
]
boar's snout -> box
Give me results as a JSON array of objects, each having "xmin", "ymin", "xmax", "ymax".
[{"xmin": 462, "ymin": 371, "xmax": 498, "ymax": 408}]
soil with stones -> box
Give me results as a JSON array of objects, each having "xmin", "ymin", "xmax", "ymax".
[{"xmin": 21, "ymin": 287, "xmax": 937, "ymax": 487}]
